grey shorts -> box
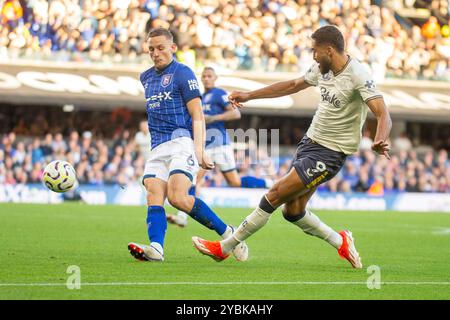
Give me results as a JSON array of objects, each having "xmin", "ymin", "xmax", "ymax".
[{"xmin": 291, "ymin": 136, "xmax": 347, "ymax": 189}]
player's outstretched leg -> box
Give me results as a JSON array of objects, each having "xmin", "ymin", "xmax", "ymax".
[
  {"xmin": 128, "ymin": 205, "xmax": 166, "ymax": 262},
  {"xmin": 168, "ymin": 173, "xmax": 249, "ymax": 261},
  {"xmin": 192, "ymin": 168, "xmax": 303, "ymax": 262},
  {"xmin": 337, "ymin": 230, "xmax": 362, "ymax": 268},
  {"xmin": 129, "ymin": 178, "xmax": 166, "ymax": 262},
  {"xmin": 192, "ymin": 195, "xmax": 273, "ymax": 261},
  {"xmin": 285, "ymin": 209, "xmax": 362, "ymax": 268},
  {"xmin": 282, "ymin": 193, "xmax": 362, "ymax": 268}
]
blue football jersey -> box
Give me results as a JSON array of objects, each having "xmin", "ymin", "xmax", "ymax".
[
  {"xmin": 203, "ymin": 87, "xmax": 230, "ymax": 148},
  {"xmin": 140, "ymin": 59, "xmax": 201, "ymax": 149}
]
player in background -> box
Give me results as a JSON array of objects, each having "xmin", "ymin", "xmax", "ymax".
[
  {"xmin": 167, "ymin": 67, "xmax": 273, "ymax": 227},
  {"xmin": 134, "ymin": 120, "xmax": 151, "ymax": 162},
  {"xmin": 192, "ymin": 25, "xmax": 392, "ymax": 268},
  {"xmin": 128, "ymin": 27, "xmax": 248, "ymax": 262}
]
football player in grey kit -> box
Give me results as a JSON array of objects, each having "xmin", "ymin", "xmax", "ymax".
[{"xmin": 192, "ymin": 25, "xmax": 392, "ymax": 268}]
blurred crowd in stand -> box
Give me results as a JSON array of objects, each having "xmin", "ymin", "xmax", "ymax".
[
  {"xmin": 1, "ymin": 0, "xmax": 449, "ymax": 80},
  {"xmin": 1, "ymin": 124, "xmax": 449, "ymax": 194}
]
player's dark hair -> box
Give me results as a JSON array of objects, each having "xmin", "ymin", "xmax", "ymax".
[
  {"xmin": 147, "ymin": 27, "xmax": 174, "ymax": 42},
  {"xmin": 311, "ymin": 25, "xmax": 345, "ymax": 53}
]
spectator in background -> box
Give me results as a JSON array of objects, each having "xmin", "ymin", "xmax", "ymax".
[
  {"xmin": 176, "ymin": 44, "xmax": 196, "ymax": 69},
  {"xmin": 52, "ymin": 133, "xmax": 67, "ymax": 154},
  {"xmin": 0, "ymin": 0, "xmax": 449, "ymax": 80},
  {"xmin": 368, "ymin": 175, "xmax": 384, "ymax": 196},
  {"xmin": 354, "ymin": 167, "xmax": 371, "ymax": 192},
  {"xmin": 422, "ymin": 16, "xmax": 441, "ymax": 39},
  {"xmin": 360, "ymin": 129, "xmax": 374, "ymax": 151},
  {"xmin": 406, "ymin": 175, "xmax": 419, "ymax": 192},
  {"xmin": 134, "ymin": 120, "xmax": 151, "ymax": 161},
  {"xmin": 31, "ymin": 138, "xmax": 43, "ymax": 164},
  {"xmin": 342, "ymin": 162, "xmax": 360, "ymax": 190},
  {"xmin": 441, "ymin": 18, "xmax": 450, "ymax": 37},
  {"xmin": 40, "ymin": 133, "xmax": 53, "ymax": 158},
  {"xmin": 1, "ymin": 0, "xmax": 23, "ymax": 27},
  {"xmin": 12, "ymin": 141, "xmax": 26, "ymax": 165}
]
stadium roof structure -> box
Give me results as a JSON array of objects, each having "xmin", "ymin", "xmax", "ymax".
[{"xmin": 1, "ymin": 62, "xmax": 449, "ymax": 122}]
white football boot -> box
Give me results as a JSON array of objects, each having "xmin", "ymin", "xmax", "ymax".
[
  {"xmin": 166, "ymin": 211, "xmax": 188, "ymax": 227},
  {"xmin": 230, "ymin": 226, "xmax": 249, "ymax": 262}
]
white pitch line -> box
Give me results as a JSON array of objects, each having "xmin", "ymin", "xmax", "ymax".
[{"xmin": 0, "ymin": 281, "xmax": 449, "ymax": 287}]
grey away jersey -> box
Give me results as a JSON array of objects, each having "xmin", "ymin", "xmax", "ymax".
[{"xmin": 304, "ymin": 57, "xmax": 382, "ymax": 155}]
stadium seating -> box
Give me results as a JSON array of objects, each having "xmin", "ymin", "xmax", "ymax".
[
  {"xmin": 1, "ymin": 127, "xmax": 448, "ymax": 194},
  {"xmin": 0, "ymin": 0, "xmax": 449, "ymax": 80}
]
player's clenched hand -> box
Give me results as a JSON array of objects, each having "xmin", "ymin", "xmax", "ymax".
[
  {"xmin": 228, "ymin": 91, "xmax": 250, "ymax": 109},
  {"xmin": 372, "ymin": 140, "xmax": 391, "ymax": 159},
  {"xmin": 200, "ymin": 153, "xmax": 215, "ymax": 170}
]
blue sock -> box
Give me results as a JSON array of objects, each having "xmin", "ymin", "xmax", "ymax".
[
  {"xmin": 189, "ymin": 197, "xmax": 227, "ymax": 236},
  {"xmin": 241, "ymin": 176, "xmax": 267, "ymax": 188},
  {"xmin": 188, "ymin": 185, "xmax": 196, "ymax": 196},
  {"xmin": 146, "ymin": 206, "xmax": 167, "ymax": 248}
]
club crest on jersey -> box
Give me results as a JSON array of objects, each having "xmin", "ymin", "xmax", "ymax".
[
  {"xmin": 203, "ymin": 93, "xmax": 212, "ymax": 103},
  {"xmin": 161, "ymin": 74, "xmax": 173, "ymax": 88}
]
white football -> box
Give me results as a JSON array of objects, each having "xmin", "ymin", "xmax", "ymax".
[{"xmin": 42, "ymin": 160, "xmax": 77, "ymax": 193}]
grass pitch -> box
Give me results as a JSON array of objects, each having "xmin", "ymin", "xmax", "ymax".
[{"xmin": 0, "ymin": 203, "xmax": 449, "ymax": 300}]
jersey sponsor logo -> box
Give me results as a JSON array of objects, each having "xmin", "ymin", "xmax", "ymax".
[
  {"xmin": 147, "ymin": 101, "xmax": 160, "ymax": 109},
  {"xmin": 306, "ymin": 171, "xmax": 329, "ymax": 189},
  {"xmin": 320, "ymin": 87, "xmax": 341, "ymax": 108},
  {"xmin": 146, "ymin": 91, "xmax": 172, "ymax": 102},
  {"xmin": 161, "ymin": 74, "xmax": 173, "ymax": 87},
  {"xmin": 203, "ymin": 103, "xmax": 211, "ymax": 112},
  {"xmin": 188, "ymin": 79, "xmax": 199, "ymax": 91}
]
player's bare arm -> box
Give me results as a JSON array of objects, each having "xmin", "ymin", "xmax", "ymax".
[
  {"xmin": 187, "ymin": 97, "xmax": 214, "ymax": 170},
  {"xmin": 367, "ymin": 97, "xmax": 392, "ymax": 159},
  {"xmin": 228, "ymin": 77, "xmax": 312, "ymax": 108},
  {"xmin": 205, "ymin": 104, "xmax": 241, "ymax": 124}
]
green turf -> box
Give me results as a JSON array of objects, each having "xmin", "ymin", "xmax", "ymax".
[{"xmin": 0, "ymin": 203, "xmax": 449, "ymax": 300}]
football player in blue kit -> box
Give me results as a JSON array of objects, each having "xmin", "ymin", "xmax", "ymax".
[{"xmin": 127, "ymin": 28, "xmax": 248, "ymax": 262}]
